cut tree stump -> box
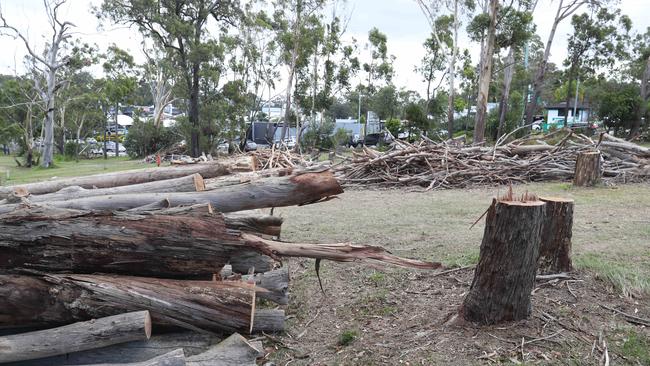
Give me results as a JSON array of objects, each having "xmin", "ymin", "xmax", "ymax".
[
  {"xmin": 538, "ymin": 197, "xmax": 574, "ymax": 274},
  {"xmin": 0, "ymin": 162, "xmax": 229, "ymax": 199},
  {"xmin": 0, "ymin": 311, "xmax": 152, "ymax": 363},
  {"xmin": 0, "ymin": 274, "xmax": 283, "ymax": 334},
  {"xmin": 461, "ymin": 194, "xmax": 545, "ymax": 325},
  {"xmin": 573, "ymin": 151, "xmax": 601, "ymax": 186},
  {"xmin": 0, "ymin": 170, "xmax": 344, "ymax": 215}
]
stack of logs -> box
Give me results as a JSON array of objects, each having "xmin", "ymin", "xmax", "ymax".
[{"xmin": 0, "ymin": 161, "xmax": 438, "ymax": 365}]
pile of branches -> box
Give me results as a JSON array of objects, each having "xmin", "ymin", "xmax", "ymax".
[
  {"xmin": 250, "ymin": 146, "xmax": 313, "ymax": 170},
  {"xmin": 335, "ymin": 130, "xmax": 650, "ymax": 189},
  {"xmin": 0, "ymin": 161, "xmax": 439, "ymax": 364}
]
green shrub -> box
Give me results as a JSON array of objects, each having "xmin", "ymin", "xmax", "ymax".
[
  {"xmin": 337, "ymin": 330, "xmax": 358, "ymax": 346},
  {"xmin": 124, "ymin": 119, "xmax": 182, "ymax": 158}
]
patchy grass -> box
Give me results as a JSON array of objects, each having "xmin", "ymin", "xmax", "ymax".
[
  {"xmin": 0, "ymin": 155, "xmax": 149, "ymax": 185},
  {"xmin": 337, "ymin": 330, "xmax": 358, "ymax": 346},
  {"xmin": 574, "ymin": 253, "xmax": 650, "ymax": 298},
  {"xmin": 611, "ymin": 328, "xmax": 650, "ymax": 365}
]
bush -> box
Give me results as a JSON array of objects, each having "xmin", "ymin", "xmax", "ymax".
[
  {"xmin": 64, "ymin": 141, "xmax": 79, "ymax": 159},
  {"xmin": 385, "ymin": 118, "xmax": 401, "ymax": 137},
  {"xmin": 124, "ymin": 119, "xmax": 182, "ymax": 158}
]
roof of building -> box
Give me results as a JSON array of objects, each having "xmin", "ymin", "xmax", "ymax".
[{"xmin": 545, "ymin": 101, "xmax": 591, "ymax": 110}]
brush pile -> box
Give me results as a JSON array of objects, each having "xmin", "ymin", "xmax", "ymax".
[
  {"xmin": 334, "ymin": 131, "xmax": 650, "ymax": 189},
  {"xmin": 0, "ymin": 161, "xmax": 438, "ymax": 365}
]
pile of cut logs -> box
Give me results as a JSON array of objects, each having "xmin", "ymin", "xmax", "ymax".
[
  {"xmin": 334, "ymin": 131, "xmax": 650, "ymax": 189},
  {"xmin": 0, "ymin": 161, "xmax": 437, "ymax": 365}
]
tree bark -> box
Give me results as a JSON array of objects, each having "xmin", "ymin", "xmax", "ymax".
[
  {"xmin": 461, "ymin": 198, "xmax": 545, "ymax": 324},
  {"xmin": 0, "ymin": 311, "xmax": 152, "ymax": 363},
  {"xmin": 538, "ymin": 197, "xmax": 574, "ymax": 274},
  {"xmin": 573, "ymin": 151, "xmax": 601, "ymax": 187},
  {"xmin": 78, "ymin": 349, "xmax": 186, "ymax": 366},
  {"xmin": 220, "ymin": 265, "xmax": 290, "ymax": 305},
  {"xmin": 23, "ymin": 173, "xmax": 205, "ymax": 203},
  {"xmin": 496, "ymin": 47, "xmax": 515, "ymax": 139},
  {"xmin": 0, "ymin": 171, "xmax": 343, "ymax": 215},
  {"xmin": 0, "ymin": 205, "xmax": 438, "ymax": 277},
  {"xmin": 0, "ymin": 162, "xmax": 228, "ymax": 199},
  {"xmin": 185, "ymin": 333, "xmax": 263, "ymax": 366},
  {"xmin": 446, "ymin": 0, "xmax": 459, "ymax": 139},
  {"xmin": 222, "ymin": 210, "xmax": 283, "ymax": 237},
  {"xmin": 229, "ymin": 251, "xmax": 276, "ymax": 274},
  {"xmin": 0, "ymin": 274, "xmax": 284, "ymax": 334},
  {"xmin": 472, "ymin": 0, "xmax": 498, "ymax": 144}
]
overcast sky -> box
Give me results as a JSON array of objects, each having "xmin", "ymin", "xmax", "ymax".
[{"xmin": 1, "ymin": 0, "xmax": 648, "ymax": 98}]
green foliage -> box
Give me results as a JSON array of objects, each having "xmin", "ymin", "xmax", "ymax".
[
  {"xmin": 619, "ymin": 330, "xmax": 650, "ymax": 364},
  {"xmin": 64, "ymin": 141, "xmax": 79, "ymax": 160},
  {"xmin": 330, "ymin": 128, "xmax": 349, "ymax": 147},
  {"xmin": 574, "ymin": 253, "xmax": 650, "ymax": 297},
  {"xmin": 337, "ymin": 330, "xmax": 358, "ymax": 346},
  {"xmin": 385, "ymin": 118, "xmax": 401, "ymax": 137},
  {"xmin": 596, "ymin": 82, "xmax": 640, "ymax": 133},
  {"xmin": 301, "ymin": 121, "xmax": 335, "ymax": 150},
  {"xmin": 123, "ymin": 119, "xmax": 181, "ymax": 158}
]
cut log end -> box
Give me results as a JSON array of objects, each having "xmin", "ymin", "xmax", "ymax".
[{"xmin": 193, "ymin": 173, "xmax": 206, "ymax": 192}]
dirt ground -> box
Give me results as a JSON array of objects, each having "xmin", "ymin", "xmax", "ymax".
[{"xmin": 262, "ymin": 183, "xmax": 650, "ymax": 365}]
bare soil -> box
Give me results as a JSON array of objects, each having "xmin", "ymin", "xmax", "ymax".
[{"xmin": 262, "ymin": 183, "xmax": 650, "ymax": 365}]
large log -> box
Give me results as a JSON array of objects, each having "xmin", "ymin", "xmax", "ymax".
[
  {"xmin": 538, "ymin": 197, "xmax": 574, "ymax": 274},
  {"xmin": 185, "ymin": 333, "xmax": 263, "ymax": 366},
  {"xmin": 220, "ymin": 265, "xmax": 290, "ymax": 305},
  {"xmin": 22, "ymin": 174, "xmax": 205, "ymax": 203},
  {"xmin": 461, "ymin": 194, "xmax": 545, "ymax": 324},
  {"xmin": 0, "ymin": 206, "xmax": 438, "ymax": 278},
  {"xmin": 0, "ymin": 162, "xmax": 229, "ymax": 199},
  {"xmin": 0, "ymin": 171, "xmax": 343, "ymax": 215},
  {"xmin": 77, "ymin": 349, "xmax": 186, "ymax": 366},
  {"xmin": 204, "ymin": 167, "xmax": 294, "ymax": 190},
  {"xmin": 5, "ymin": 332, "xmax": 220, "ymax": 366},
  {"xmin": 573, "ymin": 151, "xmax": 601, "ymax": 187},
  {"xmin": 0, "ymin": 274, "xmax": 282, "ymax": 334},
  {"xmin": 0, "ymin": 311, "xmax": 152, "ymax": 363},
  {"xmin": 229, "ymin": 251, "xmax": 276, "ymax": 274}
]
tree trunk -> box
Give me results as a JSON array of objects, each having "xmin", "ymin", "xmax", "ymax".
[
  {"xmin": 185, "ymin": 333, "xmax": 263, "ymax": 366},
  {"xmin": 229, "ymin": 251, "xmax": 276, "ymax": 274},
  {"xmin": 0, "ymin": 162, "xmax": 228, "ymax": 198},
  {"xmin": 0, "ymin": 205, "xmax": 438, "ymax": 277},
  {"xmin": 0, "ymin": 311, "xmax": 152, "ymax": 363},
  {"xmin": 632, "ymin": 55, "xmax": 650, "ymax": 137},
  {"xmin": 222, "ymin": 210, "xmax": 283, "ymax": 237},
  {"xmin": 524, "ymin": 3, "xmax": 562, "ymax": 127},
  {"xmin": 25, "ymin": 173, "xmax": 205, "ymax": 203},
  {"xmin": 0, "ymin": 171, "xmax": 343, "ymax": 215},
  {"xmin": 0, "ymin": 274, "xmax": 284, "ymax": 334},
  {"xmin": 78, "ymin": 349, "xmax": 186, "ymax": 366},
  {"xmin": 189, "ymin": 62, "xmax": 201, "ymax": 158},
  {"xmin": 496, "ymin": 47, "xmax": 515, "ymax": 139},
  {"xmin": 538, "ymin": 197, "xmax": 574, "ymax": 274},
  {"xmin": 563, "ymin": 64, "xmax": 577, "ymax": 127},
  {"xmin": 472, "ymin": 0, "xmax": 498, "ymax": 144},
  {"xmin": 461, "ymin": 197, "xmax": 545, "ymax": 324},
  {"xmin": 446, "ymin": 0, "xmax": 459, "ymax": 139},
  {"xmin": 573, "ymin": 151, "xmax": 601, "ymax": 187}
]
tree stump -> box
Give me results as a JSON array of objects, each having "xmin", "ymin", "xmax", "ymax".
[
  {"xmin": 573, "ymin": 151, "xmax": 601, "ymax": 187},
  {"xmin": 538, "ymin": 197, "xmax": 574, "ymax": 274},
  {"xmin": 461, "ymin": 195, "xmax": 545, "ymax": 325}
]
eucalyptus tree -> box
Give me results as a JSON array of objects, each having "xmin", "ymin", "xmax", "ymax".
[
  {"xmin": 142, "ymin": 46, "xmax": 175, "ymax": 128},
  {"xmin": 471, "ymin": 0, "xmax": 498, "ymax": 143},
  {"xmin": 523, "ymin": 0, "xmax": 613, "ymax": 127},
  {"xmin": 629, "ymin": 28, "xmax": 650, "ymax": 136},
  {"xmin": 0, "ymin": 0, "xmax": 77, "ymax": 167},
  {"xmin": 0, "ymin": 76, "xmax": 41, "ymax": 166},
  {"xmin": 273, "ymin": 0, "xmax": 328, "ymax": 143},
  {"xmin": 416, "ymin": 16, "xmax": 452, "ymax": 118},
  {"xmin": 561, "ymin": 8, "xmax": 631, "ymax": 126},
  {"xmin": 363, "ymin": 27, "xmax": 394, "ymax": 94},
  {"xmin": 99, "ymin": 0, "xmax": 242, "ymax": 157}
]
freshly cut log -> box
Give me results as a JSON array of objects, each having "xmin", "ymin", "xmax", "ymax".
[
  {"xmin": 538, "ymin": 197, "xmax": 574, "ymax": 274},
  {"xmin": 77, "ymin": 349, "xmax": 186, "ymax": 366},
  {"xmin": 204, "ymin": 167, "xmax": 295, "ymax": 190},
  {"xmin": 461, "ymin": 194, "xmax": 545, "ymax": 324},
  {"xmin": 185, "ymin": 333, "xmax": 263, "ymax": 366},
  {"xmin": 250, "ymin": 309, "xmax": 285, "ymax": 333},
  {"xmin": 0, "ymin": 311, "xmax": 152, "ymax": 363},
  {"xmin": 8, "ymin": 332, "xmax": 220, "ymax": 366},
  {"xmin": 0, "ymin": 274, "xmax": 284, "ymax": 334},
  {"xmin": 0, "ymin": 205, "xmax": 438, "ymax": 277},
  {"xmin": 573, "ymin": 151, "xmax": 601, "ymax": 186},
  {"xmin": 0, "ymin": 162, "xmax": 229, "ymax": 199},
  {"xmin": 0, "ymin": 171, "xmax": 343, "ymax": 215},
  {"xmin": 221, "ymin": 265, "xmax": 290, "ymax": 305},
  {"xmin": 24, "ymin": 174, "xmax": 205, "ymax": 203},
  {"xmin": 222, "ymin": 210, "xmax": 283, "ymax": 237}
]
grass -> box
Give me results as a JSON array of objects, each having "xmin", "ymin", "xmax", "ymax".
[
  {"xmin": 0, "ymin": 155, "xmax": 148, "ymax": 186},
  {"xmin": 574, "ymin": 253, "xmax": 650, "ymax": 298},
  {"xmin": 337, "ymin": 330, "xmax": 358, "ymax": 346}
]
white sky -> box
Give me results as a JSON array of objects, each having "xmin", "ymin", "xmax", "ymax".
[{"xmin": 0, "ymin": 0, "xmax": 648, "ymax": 98}]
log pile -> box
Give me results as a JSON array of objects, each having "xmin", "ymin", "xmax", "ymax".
[
  {"xmin": 0, "ymin": 161, "xmax": 438, "ymax": 364},
  {"xmin": 334, "ymin": 131, "xmax": 650, "ymax": 189}
]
